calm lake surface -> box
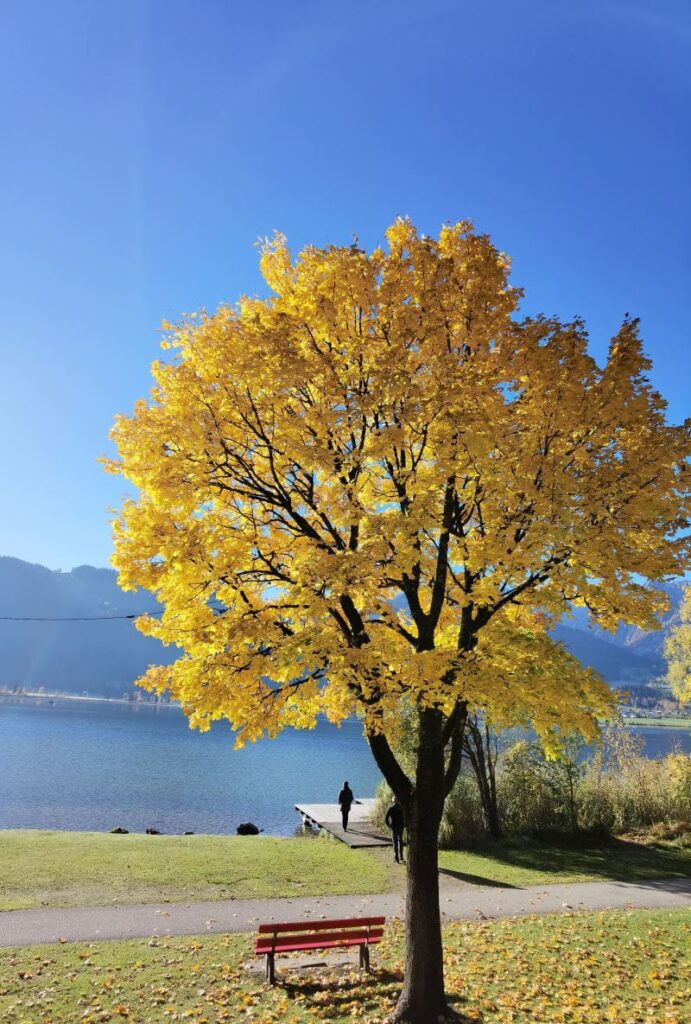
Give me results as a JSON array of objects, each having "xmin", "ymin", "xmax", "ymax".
[
  {"xmin": 1, "ymin": 699, "xmax": 689, "ymax": 836},
  {"xmin": 0, "ymin": 699, "xmax": 382, "ymax": 835}
]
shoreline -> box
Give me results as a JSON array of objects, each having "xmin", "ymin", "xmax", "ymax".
[
  {"xmin": 0, "ymin": 691, "xmax": 180, "ymax": 709},
  {"xmin": 622, "ymin": 717, "xmax": 691, "ymax": 729},
  {"xmin": 2, "ymin": 693, "xmax": 689, "ymax": 730}
]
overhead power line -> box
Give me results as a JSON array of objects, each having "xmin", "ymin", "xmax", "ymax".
[{"xmin": 0, "ymin": 611, "xmax": 165, "ymax": 622}]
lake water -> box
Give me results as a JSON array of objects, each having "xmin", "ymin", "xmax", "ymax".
[
  {"xmin": 0, "ymin": 699, "xmax": 689, "ymax": 836},
  {"xmin": 0, "ymin": 699, "xmax": 383, "ymax": 835}
]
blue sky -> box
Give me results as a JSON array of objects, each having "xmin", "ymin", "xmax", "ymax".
[{"xmin": 1, "ymin": 0, "xmax": 689, "ymax": 570}]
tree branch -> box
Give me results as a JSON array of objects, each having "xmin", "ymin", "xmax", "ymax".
[
  {"xmin": 443, "ymin": 704, "xmax": 468, "ymax": 797},
  {"xmin": 366, "ymin": 728, "xmax": 413, "ymax": 807}
]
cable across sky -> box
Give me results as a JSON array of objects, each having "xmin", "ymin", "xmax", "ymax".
[{"xmin": 0, "ymin": 611, "xmax": 164, "ymax": 621}]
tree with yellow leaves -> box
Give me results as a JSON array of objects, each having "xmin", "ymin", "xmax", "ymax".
[
  {"xmin": 106, "ymin": 220, "xmax": 689, "ymax": 1024},
  {"xmin": 665, "ymin": 585, "xmax": 691, "ymax": 702}
]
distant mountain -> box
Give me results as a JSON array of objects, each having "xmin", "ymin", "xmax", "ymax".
[
  {"xmin": 0, "ymin": 557, "xmax": 685, "ymax": 695},
  {"xmin": 0, "ymin": 557, "xmax": 176, "ymax": 697},
  {"xmin": 550, "ymin": 623, "xmax": 665, "ymax": 684},
  {"xmin": 551, "ymin": 581, "xmax": 684, "ymax": 685}
]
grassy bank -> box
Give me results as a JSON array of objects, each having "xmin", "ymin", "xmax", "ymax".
[
  {"xmin": 2, "ymin": 829, "xmax": 689, "ymax": 912},
  {"xmin": 0, "ymin": 831, "xmax": 392, "ymax": 912},
  {"xmin": 1, "ymin": 909, "xmax": 688, "ymax": 1023}
]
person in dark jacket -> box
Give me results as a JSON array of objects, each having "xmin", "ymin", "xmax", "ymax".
[
  {"xmin": 338, "ymin": 781, "xmax": 354, "ymax": 831},
  {"xmin": 385, "ymin": 800, "xmax": 405, "ymax": 863}
]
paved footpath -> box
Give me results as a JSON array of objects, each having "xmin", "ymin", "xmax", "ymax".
[{"xmin": 1, "ymin": 878, "xmax": 689, "ymax": 948}]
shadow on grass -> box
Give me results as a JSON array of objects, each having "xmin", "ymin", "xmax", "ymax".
[
  {"xmin": 439, "ymin": 867, "xmax": 521, "ymax": 888},
  {"xmin": 282, "ymin": 968, "xmax": 482, "ymax": 1022},
  {"xmin": 462, "ymin": 836, "xmax": 691, "ymax": 885}
]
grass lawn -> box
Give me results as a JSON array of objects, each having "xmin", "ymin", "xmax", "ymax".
[
  {"xmin": 437, "ymin": 835, "xmax": 691, "ymax": 888},
  {"xmin": 2, "ymin": 830, "xmax": 689, "ymax": 912},
  {"xmin": 1, "ymin": 908, "xmax": 688, "ymax": 1023},
  {"xmin": 0, "ymin": 831, "xmax": 392, "ymax": 912}
]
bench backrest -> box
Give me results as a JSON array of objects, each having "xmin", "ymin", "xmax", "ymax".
[{"xmin": 257, "ymin": 915, "xmax": 385, "ymax": 935}]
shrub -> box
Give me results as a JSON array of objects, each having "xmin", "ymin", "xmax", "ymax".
[
  {"xmin": 373, "ymin": 720, "xmax": 690, "ymax": 847},
  {"xmin": 578, "ymin": 726, "xmax": 691, "ymax": 834},
  {"xmin": 438, "ymin": 771, "xmax": 487, "ymax": 848},
  {"xmin": 498, "ymin": 737, "xmax": 585, "ymax": 836}
]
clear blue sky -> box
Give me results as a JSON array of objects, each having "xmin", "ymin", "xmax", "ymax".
[{"xmin": 1, "ymin": 0, "xmax": 689, "ymax": 571}]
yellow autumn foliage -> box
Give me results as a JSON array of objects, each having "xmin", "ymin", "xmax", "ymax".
[
  {"xmin": 665, "ymin": 585, "xmax": 691, "ymax": 701},
  {"xmin": 105, "ymin": 219, "xmax": 689, "ymax": 749}
]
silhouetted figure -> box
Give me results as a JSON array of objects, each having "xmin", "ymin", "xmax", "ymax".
[
  {"xmin": 385, "ymin": 801, "xmax": 405, "ymax": 863},
  {"xmin": 338, "ymin": 781, "xmax": 354, "ymax": 831}
]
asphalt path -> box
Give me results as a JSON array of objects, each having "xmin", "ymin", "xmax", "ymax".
[{"xmin": 1, "ymin": 877, "xmax": 689, "ymax": 948}]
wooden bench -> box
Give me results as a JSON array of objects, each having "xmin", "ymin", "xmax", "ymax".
[{"xmin": 253, "ymin": 915, "xmax": 386, "ymax": 984}]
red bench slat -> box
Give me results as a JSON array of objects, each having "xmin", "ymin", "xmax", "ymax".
[
  {"xmin": 254, "ymin": 929, "xmax": 384, "ymax": 954},
  {"xmin": 254, "ymin": 934, "xmax": 383, "ymax": 955},
  {"xmin": 257, "ymin": 915, "xmax": 385, "ymax": 934}
]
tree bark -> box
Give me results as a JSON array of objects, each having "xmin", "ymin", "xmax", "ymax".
[{"xmin": 369, "ymin": 707, "xmax": 453, "ymax": 1024}]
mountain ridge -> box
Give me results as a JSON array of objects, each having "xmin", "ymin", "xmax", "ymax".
[
  {"xmin": 0, "ymin": 557, "xmax": 683, "ymax": 695},
  {"xmin": 0, "ymin": 556, "xmax": 176, "ymax": 697}
]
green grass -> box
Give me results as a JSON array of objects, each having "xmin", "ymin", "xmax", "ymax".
[
  {"xmin": 0, "ymin": 830, "xmax": 392, "ymax": 912},
  {"xmin": 437, "ymin": 835, "xmax": 691, "ymax": 888},
  {"xmin": 2, "ymin": 829, "xmax": 689, "ymax": 912},
  {"xmin": 1, "ymin": 909, "xmax": 688, "ymax": 1023}
]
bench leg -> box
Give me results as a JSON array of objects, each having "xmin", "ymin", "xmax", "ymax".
[
  {"xmin": 359, "ymin": 944, "xmax": 370, "ymax": 972},
  {"xmin": 266, "ymin": 953, "xmax": 276, "ymax": 985}
]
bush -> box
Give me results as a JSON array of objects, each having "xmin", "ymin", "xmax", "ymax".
[
  {"xmin": 438, "ymin": 772, "xmax": 487, "ymax": 848},
  {"xmin": 498, "ymin": 737, "xmax": 584, "ymax": 836},
  {"xmin": 372, "ymin": 720, "xmax": 690, "ymax": 848},
  {"xmin": 578, "ymin": 726, "xmax": 691, "ymax": 834},
  {"xmin": 372, "ymin": 779, "xmax": 393, "ymax": 831},
  {"xmin": 476, "ymin": 725, "xmax": 690, "ymax": 841}
]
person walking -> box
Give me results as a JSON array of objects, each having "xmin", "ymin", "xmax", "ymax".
[
  {"xmin": 385, "ymin": 800, "xmax": 405, "ymax": 863},
  {"xmin": 338, "ymin": 781, "xmax": 354, "ymax": 831}
]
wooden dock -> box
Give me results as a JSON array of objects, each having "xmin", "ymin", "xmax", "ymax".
[{"xmin": 295, "ymin": 798, "xmax": 391, "ymax": 848}]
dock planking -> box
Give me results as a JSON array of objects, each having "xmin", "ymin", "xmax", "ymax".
[{"xmin": 295, "ymin": 798, "xmax": 391, "ymax": 848}]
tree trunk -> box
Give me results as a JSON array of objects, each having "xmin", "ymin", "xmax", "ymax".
[
  {"xmin": 394, "ymin": 797, "xmax": 447, "ymax": 1022},
  {"xmin": 486, "ymin": 790, "xmax": 500, "ymax": 839},
  {"xmin": 373, "ymin": 707, "xmax": 451, "ymax": 1024},
  {"xmin": 465, "ymin": 717, "xmax": 501, "ymax": 838}
]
